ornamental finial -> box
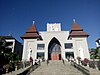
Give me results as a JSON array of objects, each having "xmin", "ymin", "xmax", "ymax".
[
  {"xmin": 33, "ymin": 21, "xmax": 35, "ymax": 24},
  {"xmin": 73, "ymin": 19, "xmax": 75, "ymax": 23}
]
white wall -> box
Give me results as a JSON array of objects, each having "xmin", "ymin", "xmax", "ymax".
[
  {"xmin": 6, "ymin": 39, "xmax": 15, "ymax": 52},
  {"xmin": 72, "ymin": 37, "xmax": 90, "ymax": 60},
  {"xmin": 39, "ymin": 31, "xmax": 70, "ymax": 60},
  {"xmin": 22, "ymin": 31, "xmax": 90, "ymax": 61},
  {"xmin": 22, "ymin": 39, "xmax": 37, "ymax": 61}
]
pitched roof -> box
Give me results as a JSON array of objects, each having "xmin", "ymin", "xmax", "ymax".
[
  {"xmin": 21, "ymin": 33, "xmax": 40, "ymax": 39},
  {"xmin": 70, "ymin": 31, "xmax": 89, "ymax": 37},
  {"xmin": 69, "ymin": 22, "xmax": 89, "ymax": 37},
  {"xmin": 71, "ymin": 22, "xmax": 83, "ymax": 31},
  {"xmin": 26, "ymin": 24, "xmax": 37, "ymax": 33},
  {"xmin": 21, "ymin": 23, "xmax": 41, "ymax": 39}
]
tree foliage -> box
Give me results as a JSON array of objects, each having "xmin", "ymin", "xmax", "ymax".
[
  {"xmin": 0, "ymin": 36, "xmax": 6, "ymax": 54},
  {"xmin": 0, "ymin": 36, "xmax": 20, "ymax": 68},
  {"xmin": 90, "ymin": 48, "xmax": 100, "ymax": 59}
]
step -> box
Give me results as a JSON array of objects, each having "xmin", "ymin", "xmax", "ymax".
[{"xmin": 30, "ymin": 60, "xmax": 85, "ymax": 75}]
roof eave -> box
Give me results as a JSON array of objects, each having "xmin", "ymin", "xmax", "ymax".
[{"xmin": 69, "ymin": 34, "xmax": 89, "ymax": 37}]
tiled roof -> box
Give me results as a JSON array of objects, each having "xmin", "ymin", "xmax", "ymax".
[
  {"xmin": 70, "ymin": 31, "xmax": 89, "ymax": 37},
  {"xmin": 21, "ymin": 33, "xmax": 40, "ymax": 38},
  {"xmin": 21, "ymin": 23, "xmax": 41, "ymax": 39},
  {"xmin": 71, "ymin": 22, "xmax": 83, "ymax": 31},
  {"xmin": 69, "ymin": 22, "xmax": 89, "ymax": 37},
  {"xmin": 26, "ymin": 24, "xmax": 37, "ymax": 33}
]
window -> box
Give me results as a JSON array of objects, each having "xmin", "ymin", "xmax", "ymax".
[
  {"xmin": 65, "ymin": 52, "xmax": 74, "ymax": 58},
  {"xmin": 37, "ymin": 52, "xmax": 44, "ymax": 59},
  {"xmin": 64, "ymin": 43, "xmax": 73, "ymax": 49},
  {"xmin": 37, "ymin": 44, "xmax": 45, "ymax": 50},
  {"xmin": 6, "ymin": 42, "xmax": 13, "ymax": 46}
]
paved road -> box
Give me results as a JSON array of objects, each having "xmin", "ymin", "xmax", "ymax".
[{"xmin": 30, "ymin": 60, "xmax": 85, "ymax": 75}]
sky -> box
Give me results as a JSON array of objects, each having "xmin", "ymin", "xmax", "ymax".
[{"xmin": 0, "ymin": 0, "xmax": 100, "ymax": 48}]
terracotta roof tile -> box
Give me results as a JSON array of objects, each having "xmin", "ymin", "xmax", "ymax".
[
  {"xmin": 71, "ymin": 22, "xmax": 83, "ymax": 31},
  {"xmin": 26, "ymin": 24, "xmax": 37, "ymax": 33},
  {"xmin": 69, "ymin": 22, "xmax": 89, "ymax": 37},
  {"xmin": 21, "ymin": 33, "xmax": 40, "ymax": 38},
  {"xmin": 70, "ymin": 31, "xmax": 89, "ymax": 37},
  {"xmin": 21, "ymin": 23, "xmax": 41, "ymax": 39}
]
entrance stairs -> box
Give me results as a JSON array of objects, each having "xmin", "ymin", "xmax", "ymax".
[{"xmin": 30, "ymin": 60, "xmax": 86, "ymax": 75}]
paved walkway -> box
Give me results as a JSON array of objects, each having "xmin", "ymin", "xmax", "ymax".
[{"xmin": 30, "ymin": 60, "xmax": 85, "ymax": 75}]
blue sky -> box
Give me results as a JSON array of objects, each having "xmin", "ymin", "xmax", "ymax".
[{"xmin": 0, "ymin": 0, "xmax": 100, "ymax": 48}]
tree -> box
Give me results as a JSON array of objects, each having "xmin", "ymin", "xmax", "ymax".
[
  {"xmin": 0, "ymin": 36, "xmax": 6, "ymax": 54},
  {"xmin": 0, "ymin": 36, "xmax": 6, "ymax": 68},
  {"xmin": 90, "ymin": 48, "xmax": 95, "ymax": 59},
  {"xmin": 0, "ymin": 36, "xmax": 20, "ymax": 69}
]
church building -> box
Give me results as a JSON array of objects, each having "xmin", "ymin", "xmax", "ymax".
[{"xmin": 21, "ymin": 21, "xmax": 90, "ymax": 61}]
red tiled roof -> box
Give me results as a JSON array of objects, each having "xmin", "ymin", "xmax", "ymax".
[
  {"xmin": 69, "ymin": 22, "xmax": 89, "ymax": 37},
  {"xmin": 21, "ymin": 33, "xmax": 40, "ymax": 38},
  {"xmin": 26, "ymin": 24, "xmax": 37, "ymax": 33},
  {"xmin": 71, "ymin": 22, "xmax": 83, "ymax": 31},
  {"xmin": 21, "ymin": 24, "xmax": 40, "ymax": 39},
  {"xmin": 70, "ymin": 31, "xmax": 89, "ymax": 37}
]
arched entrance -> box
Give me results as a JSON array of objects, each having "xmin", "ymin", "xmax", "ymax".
[{"xmin": 48, "ymin": 37, "xmax": 61, "ymax": 60}]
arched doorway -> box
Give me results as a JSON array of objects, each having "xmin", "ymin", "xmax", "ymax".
[{"xmin": 48, "ymin": 37, "xmax": 61, "ymax": 60}]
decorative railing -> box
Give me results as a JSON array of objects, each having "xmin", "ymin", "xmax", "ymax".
[
  {"xmin": 17, "ymin": 64, "xmax": 40, "ymax": 75},
  {"xmin": 71, "ymin": 60, "xmax": 90, "ymax": 75},
  {"xmin": 2, "ymin": 61, "xmax": 40, "ymax": 75}
]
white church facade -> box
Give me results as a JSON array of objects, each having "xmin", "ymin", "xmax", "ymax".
[{"xmin": 21, "ymin": 21, "xmax": 90, "ymax": 61}]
